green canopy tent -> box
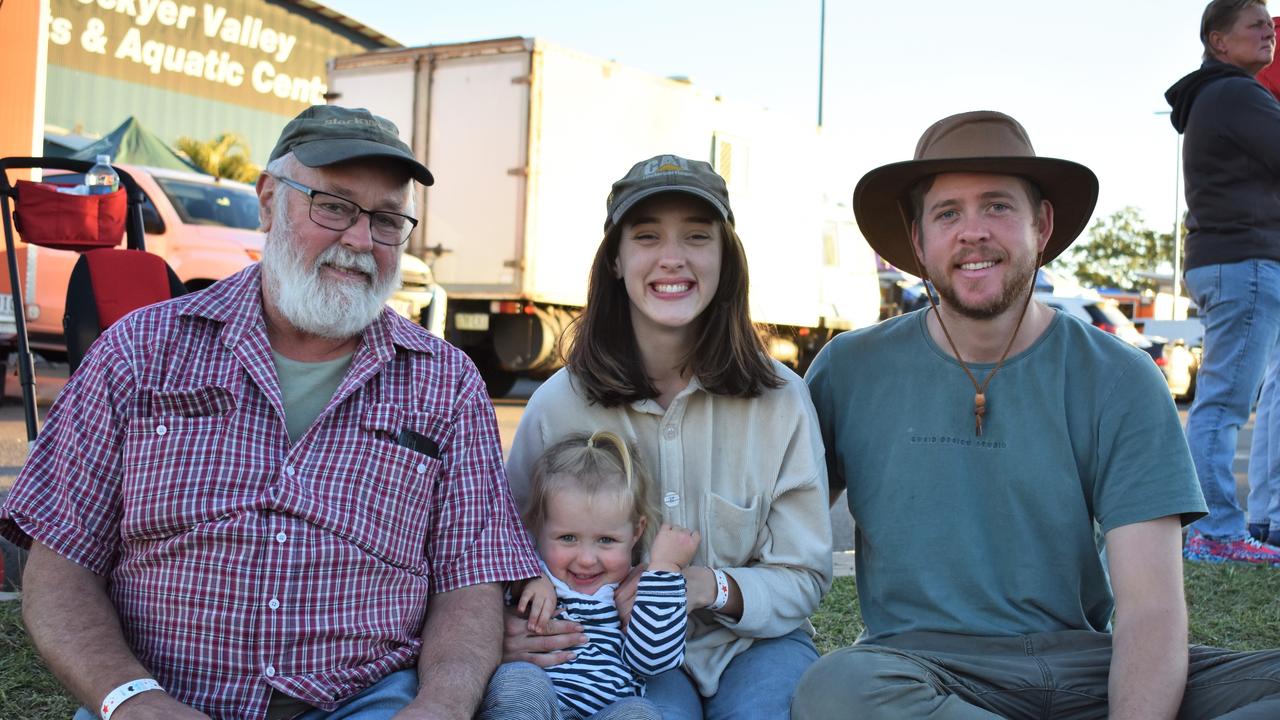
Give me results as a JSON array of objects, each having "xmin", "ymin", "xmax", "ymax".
[
  {"xmin": 69, "ymin": 116, "xmax": 202, "ymax": 173},
  {"xmin": 43, "ymin": 132, "xmax": 95, "ymax": 158}
]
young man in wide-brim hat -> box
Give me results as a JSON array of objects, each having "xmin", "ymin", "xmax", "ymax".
[{"xmin": 799, "ymin": 111, "xmax": 1280, "ymax": 718}]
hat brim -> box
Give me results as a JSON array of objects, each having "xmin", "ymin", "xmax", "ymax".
[
  {"xmin": 608, "ymin": 186, "xmax": 732, "ymax": 228},
  {"xmin": 293, "ymin": 138, "xmax": 435, "ymax": 187},
  {"xmin": 853, "ymin": 156, "xmax": 1098, "ymax": 273}
]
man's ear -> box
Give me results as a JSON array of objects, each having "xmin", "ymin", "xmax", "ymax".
[
  {"xmin": 1036, "ymin": 199, "xmax": 1055, "ymax": 253},
  {"xmin": 256, "ymin": 173, "xmax": 274, "ymax": 232}
]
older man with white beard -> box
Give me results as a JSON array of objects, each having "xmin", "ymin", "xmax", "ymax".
[{"xmin": 0, "ymin": 105, "xmax": 540, "ymax": 720}]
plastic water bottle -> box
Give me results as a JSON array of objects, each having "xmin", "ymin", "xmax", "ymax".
[{"xmin": 86, "ymin": 154, "xmax": 119, "ymax": 195}]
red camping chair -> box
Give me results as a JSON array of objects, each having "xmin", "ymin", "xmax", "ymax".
[
  {"xmin": 64, "ymin": 249, "xmax": 186, "ymax": 374},
  {"xmin": 0, "ymin": 157, "xmax": 185, "ymax": 441}
]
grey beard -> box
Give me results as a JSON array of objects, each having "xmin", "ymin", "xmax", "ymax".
[{"xmin": 260, "ymin": 223, "xmax": 401, "ymax": 340}]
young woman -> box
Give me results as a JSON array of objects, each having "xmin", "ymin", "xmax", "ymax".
[{"xmin": 485, "ymin": 155, "xmax": 833, "ymax": 720}]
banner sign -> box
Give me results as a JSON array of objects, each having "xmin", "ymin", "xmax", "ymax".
[{"xmin": 48, "ymin": 0, "xmax": 380, "ymax": 115}]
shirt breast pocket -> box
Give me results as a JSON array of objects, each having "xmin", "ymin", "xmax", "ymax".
[
  {"xmin": 703, "ymin": 492, "xmax": 763, "ymax": 568},
  {"xmin": 331, "ymin": 406, "xmax": 447, "ymax": 573},
  {"xmin": 120, "ymin": 387, "xmax": 237, "ymax": 541}
]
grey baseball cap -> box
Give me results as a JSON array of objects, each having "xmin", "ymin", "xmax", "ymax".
[
  {"xmin": 269, "ymin": 105, "xmax": 434, "ymax": 186},
  {"xmin": 605, "ymin": 154, "xmax": 733, "ymax": 229}
]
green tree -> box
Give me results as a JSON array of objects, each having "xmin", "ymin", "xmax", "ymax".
[
  {"xmin": 1049, "ymin": 207, "xmax": 1172, "ymax": 293},
  {"xmin": 175, "ymin": 133, "xmax": 260, "ymax": 183}
]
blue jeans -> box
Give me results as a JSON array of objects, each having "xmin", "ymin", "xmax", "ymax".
[
  {"xmin": 74, "ymin": 669, "xmax": 417, "ymax": 720},
  {"xmin": 1248, "ymin": 352, "xmax": 1280, "ymax": 535},
  {"xmin": 1185, "ymin": 260, "xmax": 1280, "ymax": 538},
  {"xmin": 643, "ymin": 628, "xmax": 818, "ymax": 720}
]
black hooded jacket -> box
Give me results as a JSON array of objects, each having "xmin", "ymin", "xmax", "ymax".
[{"xmin": 1165, "ymin": 59, "xmax": 1280, "ymax": 270}]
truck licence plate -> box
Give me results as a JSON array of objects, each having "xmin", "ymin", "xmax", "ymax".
[{"xmin": 454, "ymin": 312, "xmax": 489, "ymax": 332}]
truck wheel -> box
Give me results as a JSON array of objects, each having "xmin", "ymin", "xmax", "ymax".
[
  {"xmin": 481, "ymin": 366, "xmax": 517, "ymax": 398},
  {"xmin": 471, "ymin": 350, "xmax": 517, "ymax": 398}
]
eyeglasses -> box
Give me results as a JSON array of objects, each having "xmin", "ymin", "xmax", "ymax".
[{"xmin": 271, "ymin": 175, "xmax": 418, "ymax": 246}]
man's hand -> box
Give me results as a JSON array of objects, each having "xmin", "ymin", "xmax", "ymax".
[
  {"xmin": 501, "ymin": 604, "xmax": 585, "ymax": 667},
  {"xmin": 648, "ymin": 524, "xmax": 700, "ymax": 573},
  {"xmin": 516, "ymin": 575, "xmax": 559, "ymax": 634}
]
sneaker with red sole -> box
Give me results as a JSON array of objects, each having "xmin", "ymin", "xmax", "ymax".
[{"xmin": 1184, "ymin": 530, "xmax": 1280, "ymax": 567}]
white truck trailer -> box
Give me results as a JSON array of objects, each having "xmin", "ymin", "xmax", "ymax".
[{"xmin": 328, "ymin": 36, "xmax": 879, "ymax": 394}]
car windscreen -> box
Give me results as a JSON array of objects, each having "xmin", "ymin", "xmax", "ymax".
[{"xmin": 155, "ymin": 177, "xmax": 260, "ymax": 230}]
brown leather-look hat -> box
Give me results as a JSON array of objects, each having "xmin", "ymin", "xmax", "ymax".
[{"xmin": 853, "ymin": 110, "xmax": 1097, "ymax": 272}]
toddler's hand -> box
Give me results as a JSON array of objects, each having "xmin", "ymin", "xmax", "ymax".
[
  {"xmin": 517, "ymin": 575, "xmax": 558, "ymax": 633},
  {"xmin": 648, "ymin": 523, "xmax": 700, "ymax": 572}
]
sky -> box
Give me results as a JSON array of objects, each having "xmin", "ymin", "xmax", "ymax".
[{"xmin": 319, "ymin": 0, "xmax": 1274, "ymax": 238}]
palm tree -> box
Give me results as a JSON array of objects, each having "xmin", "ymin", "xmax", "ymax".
[{"xmin": 175, "ymin": 133, "xmax": 261, "ymax": 183}]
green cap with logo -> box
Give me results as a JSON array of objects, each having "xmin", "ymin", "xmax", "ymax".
[
  {"xmin": 605, "ymin": 154, "xmax": 733, "ymax": 230},
  {"xmin": 270, "ymin": 105, "xmax": 434, "ymax": 186}
]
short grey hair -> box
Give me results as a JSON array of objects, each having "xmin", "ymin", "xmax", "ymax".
[
  {"xmin": 1201, "ymin": 0, "xmax": 1269, "ymax": 61},
  {"xmin": 263, "ymin": 153, "xmax": 300, "ymax": 222}
]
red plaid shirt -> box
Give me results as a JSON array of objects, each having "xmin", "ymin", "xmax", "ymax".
[{"xmin": 0, "ymin": 266, "xmax": 539, "ymax": 719}]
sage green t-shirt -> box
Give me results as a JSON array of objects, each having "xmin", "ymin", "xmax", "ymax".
[
  {"xmin": 806, "ymin": 309, "xmax": 1206, "ymax": 643},
  {"xmin": 271, "ymin": 349, "xmax": 354, "ymax": 443}
]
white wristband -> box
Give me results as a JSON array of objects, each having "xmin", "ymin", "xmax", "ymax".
[
  {"xmin": 708, "ymin": 568, "xmax": 731, "ymax": 611},
  {"xmin": 100, "ymin": 678, "xmax": 163, "ymax": 720}
]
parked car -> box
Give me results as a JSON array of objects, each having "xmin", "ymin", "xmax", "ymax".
[
  {"xmin": 394, "ymin": 252, "xmax": 448, "ymax": 337},
  {"xmin": 0, "ymin": 164, "xmax": 446, "ymax": 359},
  {"xmin": 1037, "ymin": 293, "xmax": 1197, "ymax": 401}
]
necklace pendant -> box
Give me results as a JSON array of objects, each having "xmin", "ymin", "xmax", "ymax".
[{"xmin": 974, "ymin": 392, "xmax": 986, "ymax": 436}]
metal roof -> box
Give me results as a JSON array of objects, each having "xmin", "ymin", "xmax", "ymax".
[{"xmin": 275, "ymin": 0, "xmax": 402, "ymax": 49}]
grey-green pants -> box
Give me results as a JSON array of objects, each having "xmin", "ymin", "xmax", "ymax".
[{"xmin": 791, "ymin": 630, "xmax": 1280, "ymax": 719}]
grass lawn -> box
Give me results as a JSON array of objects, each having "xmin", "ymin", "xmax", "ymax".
[
  {"xmin": 810, "ymin": 561, "xmax": 1280, "ymax": 654},
  {"xmin": 3, "ymin": 563, "xmax": 1279, "ymax": 718},
  {"xmin": 0, "ymin": 599, "xmax": 77, "ymax": 718}
]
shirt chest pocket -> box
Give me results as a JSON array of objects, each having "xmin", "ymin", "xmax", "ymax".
[
  {"xmin": 120, "ymin": 386, "xmax": 238, "ymax": 541},
  {"xmin": 315, "ymin": 404, "xmax": 447, "ymax": 573},
  {"xmin": 702, "ymin": 492, "xmax": 764, "ymax": 568}
]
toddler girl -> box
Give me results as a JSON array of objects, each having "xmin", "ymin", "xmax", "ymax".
[{"xmin": 515, "ymin": 430, "xmax": 699, "ymax": 720}]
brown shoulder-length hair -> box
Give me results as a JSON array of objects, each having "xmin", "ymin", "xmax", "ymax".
[{"xmin": 564, "ymin": 212, "xmax": 782, "ymax": 407}]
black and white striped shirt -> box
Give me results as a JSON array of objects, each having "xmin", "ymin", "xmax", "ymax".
[{"xmin": 544, "ymin": 569, "xmax": 687, "ymax": 717}]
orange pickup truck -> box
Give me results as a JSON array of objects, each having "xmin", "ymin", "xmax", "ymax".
[{"xmin": 0, "ymin": 163, "xmax": 446, "ymax": 361}]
